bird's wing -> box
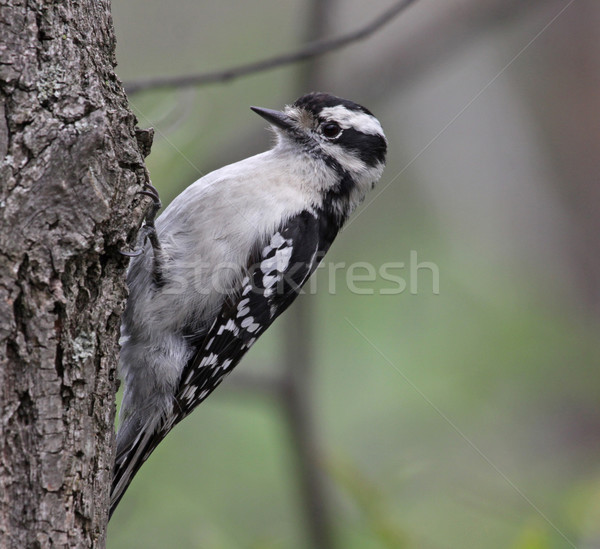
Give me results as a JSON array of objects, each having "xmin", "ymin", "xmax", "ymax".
[{"xmin": 175, "ymin": 208, "xmax": 337, "ymax": 417}]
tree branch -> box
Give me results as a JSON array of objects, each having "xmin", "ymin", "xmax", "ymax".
[{"xmin": 124, "ymin": 0, "xmax": 418, "ymax": 95}]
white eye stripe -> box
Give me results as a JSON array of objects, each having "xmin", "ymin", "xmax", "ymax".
[
  {"xmin": 319, "ymin": 106, "xmax": 384, "ymax": 137},
  {"xmin": 318, "ymin": 141, "xmax": 368, "ymax": 173}
]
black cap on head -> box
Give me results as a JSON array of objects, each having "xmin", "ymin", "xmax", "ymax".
[{"xmin": 292, "ymin": 92, "xmax": 374, "ymax": 117}]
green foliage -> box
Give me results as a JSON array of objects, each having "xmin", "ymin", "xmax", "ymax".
[
  {"xmin": 509, "ymin": 520, "xmax": 550, "ymax": 549},
  {"xmin": 328, "ymin": 453, "xmax": 410, "ymax": 548}
]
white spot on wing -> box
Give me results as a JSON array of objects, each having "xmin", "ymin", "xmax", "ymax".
[
  {"xmin": 242, "ymin": 284, "xmax": 252, "ymax": 296},
  {"xmin": 270, "ymin": 233, "xmax": 286, "ymax": 249},
  {"xmin": 240, "ymin": 316, "xmax": 260, "ymax": 333},
  {"xmin": 237, "ymin": 297, "xmax": 251, "ymax": 318},
  {"xmin": 263, "ymin": 273, "xmax": 279, "ymax": 289},
  {"xmin": 199, "ymin": 353, "xmax": 218, "ymax": 368},
  {"xmin": 261, "ymin": 246, "xmax": 293, "ymax": 274},
  {"xmin": 180, "ymin": 385, "xmax": 197, "ymax": 403},
  {"xmin": 240, "ymin": 316, "xmax": 254, "ymax": 328},
  {"xmin": 217, "ymin": 319, "xmax": 239, "ymax": 335}
]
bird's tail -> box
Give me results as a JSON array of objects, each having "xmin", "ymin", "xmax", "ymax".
[{"xmin": 110, "ymin": 414, "xmax": 173, "ymax": 518}]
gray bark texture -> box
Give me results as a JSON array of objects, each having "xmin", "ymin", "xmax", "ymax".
[{"xmin": 0, "ymin": 1, "xmax": 151, "ymax": 547}]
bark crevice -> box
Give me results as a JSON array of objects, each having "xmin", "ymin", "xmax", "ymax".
[{"xmin": 1, "ymin": 1, "xmax": 150, "ymax": 547}]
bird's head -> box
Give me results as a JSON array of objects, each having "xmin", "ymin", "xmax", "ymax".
[{"xmin": 251, "ymin": 92, "xmax": 387, "ymax": 220}]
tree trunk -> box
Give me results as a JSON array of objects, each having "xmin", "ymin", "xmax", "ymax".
[{"xmin": 0, "ymin": 1, "xmax": 150, "ymax": 547}]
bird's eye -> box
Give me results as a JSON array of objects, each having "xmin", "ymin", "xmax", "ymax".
[{"xmin": 321, "ymin": 122, "xmax": 342, "ymax": 139}]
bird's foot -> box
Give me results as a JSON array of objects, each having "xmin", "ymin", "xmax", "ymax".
[{"xmin": 120, "ymin": 183, "xmax": 162, "ymax": 258}]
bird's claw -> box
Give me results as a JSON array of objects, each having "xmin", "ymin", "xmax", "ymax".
[
  {"xmin": 119, "ymin": 183, "xmax": 162, "ymax": 258},
  {"xmin": 119, "ymin": 248, "xmax": 144, "ymax": 258},
  {"xmin": 119, "ymin": 224, "xmax": 156, "ymax": 257},
  {"xmin": 139, "ymin": 183, "xmax": 162, "ymax": 212}
]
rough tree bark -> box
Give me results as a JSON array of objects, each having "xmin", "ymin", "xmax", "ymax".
[{"xmin": 0, "ymin": 1, "xmax": 150, "ymax": 547}]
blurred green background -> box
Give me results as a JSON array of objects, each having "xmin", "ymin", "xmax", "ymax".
[{"xmin": 107, "ymin": 1, "xmax": 600, "ymax": 548}]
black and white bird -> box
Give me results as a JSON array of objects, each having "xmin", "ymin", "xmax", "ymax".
[{"xmin": 111, "ymin": 92, "xmax": 387, "ymax": 516}]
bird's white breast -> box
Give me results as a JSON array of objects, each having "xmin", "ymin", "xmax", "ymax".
[{"xmin": 145, "ymin": 148, "xmax": 335, "ymax": 333}]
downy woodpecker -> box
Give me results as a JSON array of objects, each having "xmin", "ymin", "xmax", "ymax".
[{"xmin": 111, "ymin": 92, "xmax": 387, "ymax": 516}]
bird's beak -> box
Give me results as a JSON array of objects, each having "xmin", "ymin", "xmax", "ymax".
[{"xmin": 250, "ymin": 106, "xmax": 295, "ymax": 131}]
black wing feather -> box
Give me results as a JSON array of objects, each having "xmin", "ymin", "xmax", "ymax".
[{"xmin": 175, "ymin": 209, "xmax": 335, "ymax": 417}]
